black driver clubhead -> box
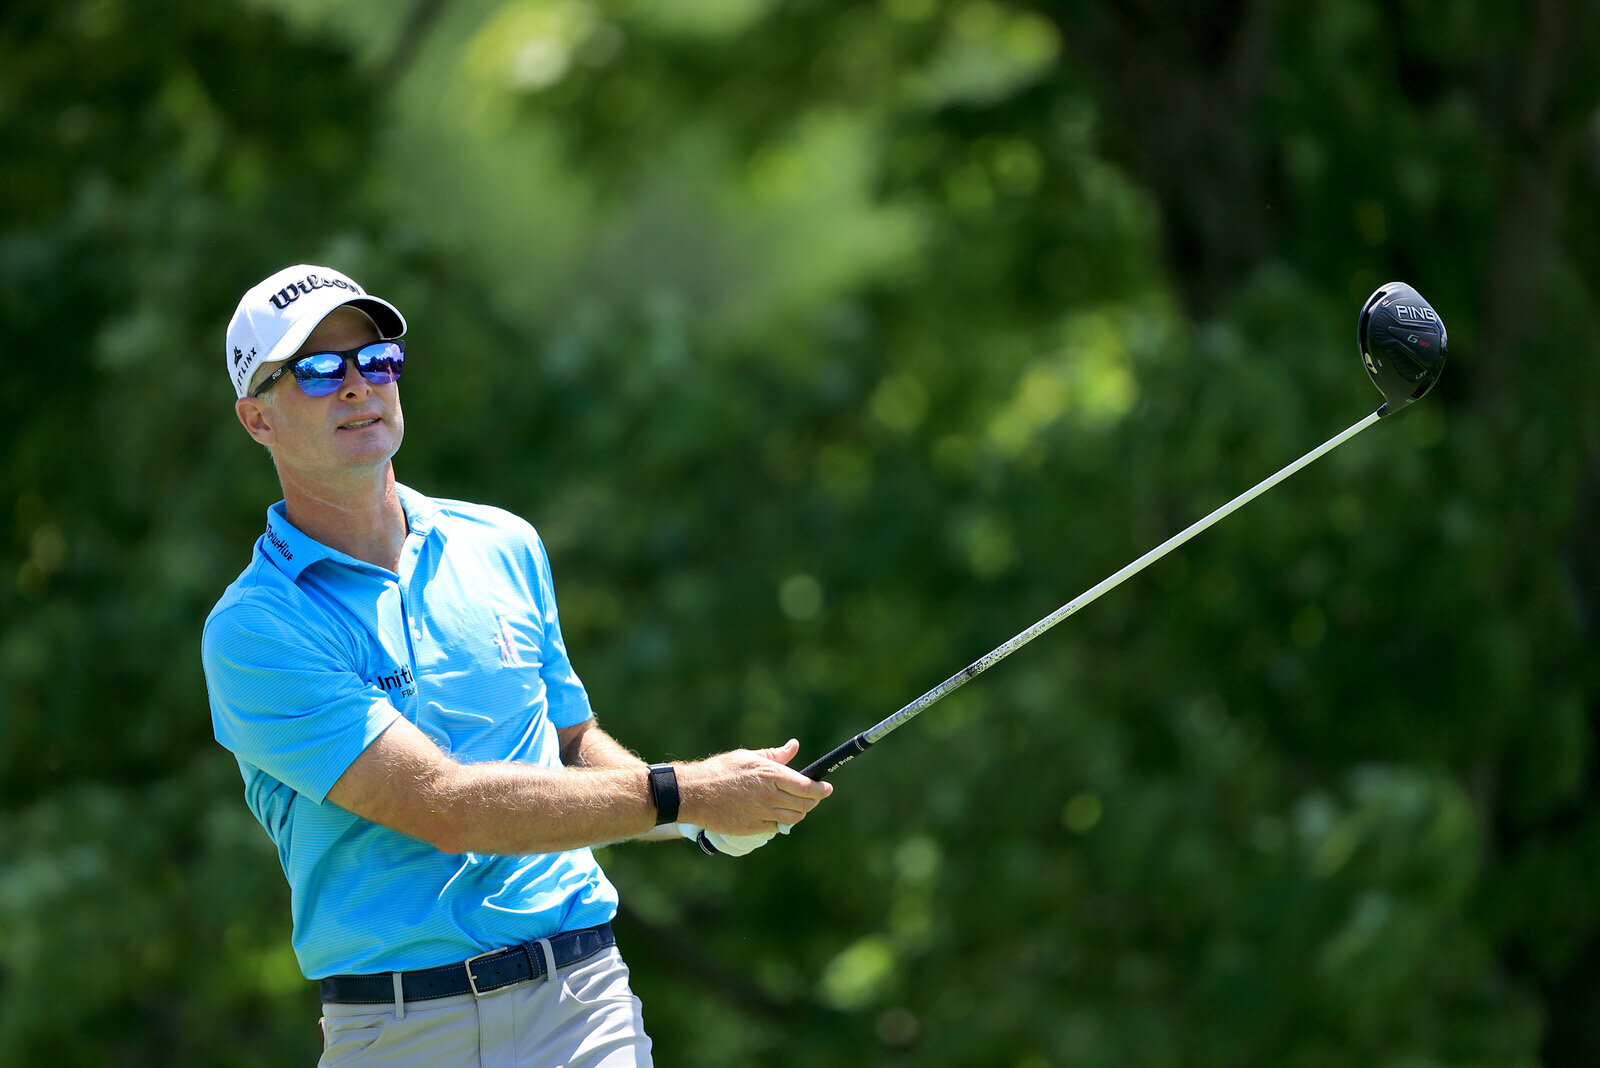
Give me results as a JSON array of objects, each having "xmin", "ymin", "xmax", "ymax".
[{"xmin": 1359, "ymin": 282, "xmax": 1447, "ymax": 415}]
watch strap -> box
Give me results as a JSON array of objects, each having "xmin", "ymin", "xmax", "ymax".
[{"xmin": 647, "ymin": 763, "xmax": 679, "ymax": 826}]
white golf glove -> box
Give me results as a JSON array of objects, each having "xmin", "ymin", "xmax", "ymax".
[{"xmin": 678, "ymin": 823, "xmax": 792, "ymax": 857}]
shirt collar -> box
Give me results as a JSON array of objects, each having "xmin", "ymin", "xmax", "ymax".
[
  {"xmin": 259, "ymin": 502, "xmax": 321, "ymax": 581},
  {"xmin": 396, "ymin": 483, "xmax": 438, "ymax": 537},
  {"xmin": 258, "ymin": 483, "xmax": 436, "ymax": 581}
]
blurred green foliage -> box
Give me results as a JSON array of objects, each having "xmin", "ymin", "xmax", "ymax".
[{"xmin": 2, "ymin": 0, "xmax": 1598, "ymax": 1064}]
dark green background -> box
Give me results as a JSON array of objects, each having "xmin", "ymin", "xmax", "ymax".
[{"xmin": 3, "ymin": 0, "xmax": 1597, "ymax": 1064}]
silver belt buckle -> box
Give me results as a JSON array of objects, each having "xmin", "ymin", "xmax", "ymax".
[{"xmin": 463, "ymin": 950, "xmax": 497, "ymax": 998}]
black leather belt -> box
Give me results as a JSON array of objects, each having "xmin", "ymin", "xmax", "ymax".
[{"xmin": 318, "ymin": 923, "xmax": 616, "ymax": 1005}]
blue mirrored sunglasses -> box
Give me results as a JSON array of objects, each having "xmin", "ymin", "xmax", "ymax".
[{"xmin": 252, "ymin": 340, "xmax": 405, "ymax": 398}]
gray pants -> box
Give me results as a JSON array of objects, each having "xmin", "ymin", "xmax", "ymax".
[{"xmin": 318, "ymin": 948, "xmax": 653, "ymax": 1067}]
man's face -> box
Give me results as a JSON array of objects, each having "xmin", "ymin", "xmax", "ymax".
[{"xmin": 234, "ymin": 306, "xmax": 405, "ymax": 481}]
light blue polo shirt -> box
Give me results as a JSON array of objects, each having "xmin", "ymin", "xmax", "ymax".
[{"xmin": 201, "ymin": 485, "xmax": 618, "ymax": 979}]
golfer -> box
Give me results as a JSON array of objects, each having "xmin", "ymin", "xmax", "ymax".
[{"xmin": 202, "ymin": 264, "xmax": 832, "ymax": 1066}]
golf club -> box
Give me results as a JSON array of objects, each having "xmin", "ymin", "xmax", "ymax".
[{"xmin": 699, "ymin": 282, "xmax": 1446, "ymax": 854}]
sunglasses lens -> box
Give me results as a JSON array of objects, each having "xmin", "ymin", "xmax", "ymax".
[
  {"xmin": 288, "ymin": 341, "xmax": 405, "ymax": 396},
  {"xmin": 292, "ymin": 351, "xmax": 351, "ymax": 397},
  {"xmin": 355, "ymin": 341, "xmax": 404, "ymax": 385}
]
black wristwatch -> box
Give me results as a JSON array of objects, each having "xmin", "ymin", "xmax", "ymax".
[{"xmin": 647, "ymin": 763, "xmax": 679, "ymax": 826}]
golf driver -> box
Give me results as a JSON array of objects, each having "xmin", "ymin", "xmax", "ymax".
[{"xmin": 699, "ymin": 282, "xmax": 1446, "ymax": 854}]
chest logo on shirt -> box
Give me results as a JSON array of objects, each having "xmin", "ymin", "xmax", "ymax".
[
  {"xmin": 374, "ymin": 664, "xmax": 416, "ymax": 698},
  {"xmin": 492, "ymin": 613, "xmax": 525, "ymax": 667}
]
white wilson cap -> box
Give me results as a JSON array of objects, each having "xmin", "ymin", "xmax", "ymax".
[{"xmin": 225, "ymin": 264, "xmax": 406, "ymax": 398}]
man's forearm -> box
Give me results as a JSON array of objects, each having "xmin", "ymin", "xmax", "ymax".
[
  {"xmin": 558, "ymin": 723, "xmax": 687, "ymax": 841},
  {"xmin": 560, "ymin": 720, "xmax": 647, "ymax": 772},
  {"xmin": 435, "ymin": 723, "xmax": 675, "ymax": 854},
  {"xmin": 426, "ymin": 759, "xmax": 659, "ymax": 855}
]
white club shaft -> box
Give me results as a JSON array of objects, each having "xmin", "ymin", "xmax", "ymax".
[{"xmin": 861, "ymin": 410, "xmax": 1383, "ymax": 745}]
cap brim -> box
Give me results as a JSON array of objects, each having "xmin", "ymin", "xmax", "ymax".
[
  {"xmin": 254, "ymin": 294, "xmax": 408, "ymax": 375},
  {"xmin": 346, "ymin": 297, "xmax": 406, "ymax": 341}
]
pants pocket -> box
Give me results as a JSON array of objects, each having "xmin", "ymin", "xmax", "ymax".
[
  {"xmin": 560, "ymin": 949, "xmax": 639, "ymax": 1007},
  {"xmin": 318, "ymin": 1008, "xmax": 391, "ymax": 1066}
]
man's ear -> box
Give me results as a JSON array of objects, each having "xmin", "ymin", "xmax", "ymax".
[{"xmin": 235, "ymin": 396, "xmax": 276, "ymax": 445}]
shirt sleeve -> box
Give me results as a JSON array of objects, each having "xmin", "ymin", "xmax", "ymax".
[
  {"xmin": 526, "ymin": 529, "xmax": 594, "ymax": 729},
  {"xmin": 202, "ymin": 601, "xmax": 402, "ymax": 803}
]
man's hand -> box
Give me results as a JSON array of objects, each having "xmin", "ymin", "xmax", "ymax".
[{"xmin": 675, "ymin": 739, "xmax": 832, "ymax": 836}]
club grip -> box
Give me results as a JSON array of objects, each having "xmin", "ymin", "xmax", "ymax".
[{"xmin": 800, "ymin": 734, "xmax": 873, "ymax": 781}]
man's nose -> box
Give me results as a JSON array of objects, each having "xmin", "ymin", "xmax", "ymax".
[{"xmin": 339, "ymin": 356, "xmax": 372, "ymax": 399}]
